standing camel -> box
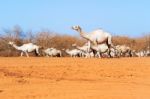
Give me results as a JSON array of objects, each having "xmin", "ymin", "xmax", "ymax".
[
  {"xmin": 65, "ymin": 49, "xmax": 81, "ymax": 57},
  {"xmin": 72, "ymin": 25, "xmax": 113, "ymax": 48},
  {"xmin": 43, "ymin": 48, "xmax": 62, "ymax": 57},
  {"xmin": 90, "ymin": 43, "xmax": 109, "ymax": 58},
  {"xmin": 8, "ymin": 41, "xmax": 41, "ymax": 57}
]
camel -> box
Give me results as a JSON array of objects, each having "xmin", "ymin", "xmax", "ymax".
[
  {"xmin": 115, "ymin": 45, "xmax": 132, "ymax": 57},
  {"xmin": 135, "ymin": 50, "xmax": 150, "ymax": 57},
  {"xmin": 136, "ymin": 51, "xmax": 145, "ymax": 57},
  {"xmin": 72, "ymin": 25, "xmax": 113, "ymax": 48},
  {"xmin": 72, "ymin": 43, "xmax": 94, "ymax": 58},
  {"xmin": 90, "ymin": 44, "xmax": 109, "ymax": 58},
  {"xmin": 8, "ymin": 41, "xmax": 41, "ymax": 57},
  {"xmin": 109, "ymin": 47, "xmax": 120, "ymax": 58},
  {"xmin": 43, "ymin": 48, "xmax": 62, "ymax": 57},
  {"xmin": 72, "ymin": 43, "xmax": 90, "ymax": 52},
  {"xmin": 65, "ymin": 49, "xmax": 82, "ymax": 57}
]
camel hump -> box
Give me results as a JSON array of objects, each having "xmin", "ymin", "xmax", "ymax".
[
  {"xmin": 92, "ymin": 28, "xmax": 110, "ymax": 34},
  {"xmin": 93, "ymin": 28, "xmax": 104, "ymax": 32},
  {"xmin": 91, "ymin": 28, "xmax": 108, "ymax": 35}
]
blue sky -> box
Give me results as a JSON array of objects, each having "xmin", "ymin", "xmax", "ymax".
[{"xmin": 0, "ymin": 0, "xmax": 150, "ymax": 37}]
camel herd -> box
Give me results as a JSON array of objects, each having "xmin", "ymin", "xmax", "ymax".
[{"xmin": 8, "ymin": 25, "xmax": 150, "ymax": 58}]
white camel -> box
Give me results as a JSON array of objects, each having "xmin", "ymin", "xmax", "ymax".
[
  {"xmin": 135, "ymin": 50, "xmax": 150, "ymax": 57},
  {"xmin": 72, "ymin": 25, "xmax": 113, "ymax": 48},
  {"xmin": 43, "ymin": 48, "xmax": 62, "ymax": 57},
  {"xmin": 90, "ymin": 43, "xmax": 109, "ymax": 58},
  {"xmin": 109, "ymin": 47, "xmax": 120, "ymax": 58},
  {"xmin": 72, "ymin": 43, "xmax": 93, "ymax": 58},
  {"xmin": 8, "ymin": 41, "xmax": 41, "ymax": 57},
  {"xmin": 115, "ymin": 45, "xmax": 132, "ymax": 57},
  {"xmin": 136, "ymin": 51, "xmax": 145, "ymax": 57},
  {"xmin": 65, "ymin": 49, "xmax": 81, "ymax": 57}
]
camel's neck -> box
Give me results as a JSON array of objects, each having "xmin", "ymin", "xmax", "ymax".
[
  {"xmin": 12, "ymin": 44, "xmax": 21, "ymax": 50},
  {"xmin": 79, "ymin": 30, "xmax": 89, "ymax": 40},
  {"xmin": 77, "ymin": 29, "xmax": 93, "ymax": 43}
]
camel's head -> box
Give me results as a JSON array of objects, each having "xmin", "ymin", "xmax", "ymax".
[
  {"xmin": 72, "ymin": 25, "xmax": 81, "ymax": 32},
  {"xmin": 8, "ymin": 41, "xmax": 14, "ymax": 45}
]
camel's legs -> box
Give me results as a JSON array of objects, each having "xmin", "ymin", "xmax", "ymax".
[
  {"xmin": 60, "ymin": 52, "xmax": 62, "ymax": 57},
  {"xmin": 46, "ymin": 55, "xmax": 49, "ymax": 57},
  {"xmin": 107, "ymin": 35, "xmax": 112, "ymax": 46},
  {"xmin": 96, "ymin": 52, "xmax": 101, "ymax": 58},
  {"xmin": 87, "ymin": 41, "xmax": 91, "ymax": 52},
  {"xmin": 35, "ymin": 48, "xmax": 40, "ymax": 56},
  {"xmin": 25, "ymin": 51, "xmax": 29, "ymax": 57},
  {"xmin": 85, "ymin": 53, "xmax": 90, "ymax": 58},
  {"xmin": 20, "ymin": 52, "xmax": 24, "ymax": 57}
]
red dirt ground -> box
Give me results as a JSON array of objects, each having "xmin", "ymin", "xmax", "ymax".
[{"xmin": 0, "ymin": 57, "xmax": 150, "ymax": 99}]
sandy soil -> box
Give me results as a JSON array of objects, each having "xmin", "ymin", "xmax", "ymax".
[{"xmin": 0, "ymin": 57, "xmax": 150, "ymax": 99}]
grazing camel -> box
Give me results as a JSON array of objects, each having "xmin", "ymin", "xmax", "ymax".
[
  {"xmin": 72, "ymin": 43, "xmax": 94, "ymax": 58},
  {"xmin": 109, "ymin": 47, "xmax": 120, "ymax": 58},
  {"xmin": 135, "ymin": 50, "xmax": 150, "ymax": 57},
  {"xmin": 8, "ymin": 41, "xmax": 41, "ymax": 57},
  {"xmin": 72, "ymin": 25, "xmax": 113, "ymax": 48},
  {"xmin": 115, "ymin": 45, "xmax": 132, "ymax": 57},
  {"xmin": 65, "ymin": 49, "xmax": 81, "ymax": 57},
  {"xmin": 43, "ymin": 48, "xmax": 62, "ymax": 57}
]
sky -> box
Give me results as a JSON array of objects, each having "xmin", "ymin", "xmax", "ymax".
[{"xmin": 0, "ymin": 0, "xmax": 150, "ymax": 37}]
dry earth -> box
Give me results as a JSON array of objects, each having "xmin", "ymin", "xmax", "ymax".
[{"xmin": 0, "ymin": 57, "xmax": 150, "ymax": 99}]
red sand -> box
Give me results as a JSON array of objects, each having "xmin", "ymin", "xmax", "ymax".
[{"xmin": 0, "ymin": 57, "xmax": 150, "ymax": 99}]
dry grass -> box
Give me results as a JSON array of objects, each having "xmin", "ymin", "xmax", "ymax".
[{"xmin": 0, "ymin": 26, "xmax": 150, "ymax": 56}]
